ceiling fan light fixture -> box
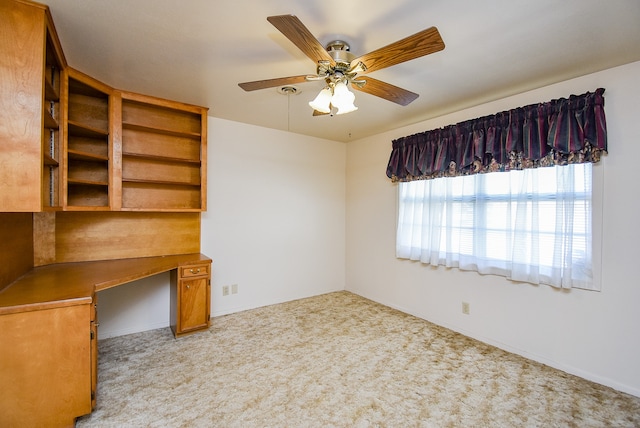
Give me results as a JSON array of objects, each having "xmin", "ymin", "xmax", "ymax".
[
  {"xmin": 309, "ymin": 86, "xmax": 332, "ymax": 113},
  {"xmin": 239, "ymin": 16, "xmax": 446, "ymax": 116}
]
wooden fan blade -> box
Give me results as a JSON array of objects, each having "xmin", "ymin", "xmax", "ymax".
[
  {"xmin": 351, "ymin": 26, "xmax": 444, "ymax": 74},
  {"xmin": 267, "ymin": 15, "xmax": 335, "ymax": 66},
  {"xmin": 351, "ymin": 77, "xmax": 419, "ymax": 106},
  {"xmin": 238, "ymin": 75, "xmax": 309, "ymax": 91}
]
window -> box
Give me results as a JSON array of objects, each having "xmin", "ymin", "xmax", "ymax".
[{"xmin": 397, "ymin": 163, "xmax": 597, "ymax": 290}]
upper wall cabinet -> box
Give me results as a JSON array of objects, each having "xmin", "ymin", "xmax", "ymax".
[
  {"xmin": 1, "ymin": 0, "xmax": 208, "ymax": 213},
  {"xmin": 116, "ymin": 91, "xmax": 208, "ymax": 212},
  {"xmin": 0, "ymin": 0, "xmax": 66, "ymax": 212}
]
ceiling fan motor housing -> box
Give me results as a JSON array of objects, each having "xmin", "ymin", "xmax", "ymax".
[{"xmin": 319, "ymin": 40, "xmax": 359, "ymax": 84}]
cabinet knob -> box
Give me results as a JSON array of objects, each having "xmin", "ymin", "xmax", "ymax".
[
  {"xmin": 190, "ymin": 268, "xmax": 200, "ymax": 274},
  {"xmin": 186, "ymin": 285, "xmax": 190, "ymax": 289}
]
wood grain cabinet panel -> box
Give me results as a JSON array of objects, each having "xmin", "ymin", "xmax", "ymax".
[
  {"xmin": 170, "ymin": 261, "xmax": 211, "ymax": 337},
  {"xmin": 0, "ymin": 0, "xmax": 66, "ymax": 212},
  {"xmin": 0, "ymin": 302, "xmax": 93, "ymax": 427}
]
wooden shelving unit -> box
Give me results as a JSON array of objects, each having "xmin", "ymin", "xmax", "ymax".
[
  {"xmin": 0, "ymin": 0, "xmax": 67, "ymax": 212},
  {"xmin": 41, "ymin": 19, "xmax": 64, "ymax": 210},
  {"xmin": 119, "ymin": 92, "xmax": 207, "ymax": 211},
  {"xmin": 64, "ymin": 69, "xmax": 112, "ymax": 210},
  {"xmin": 1, "ymin": 0, "xmax": 209, "ymax": 425}
]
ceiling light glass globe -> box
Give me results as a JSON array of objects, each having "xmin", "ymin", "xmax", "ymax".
[
  {"xmin": 332, "ymin": 82, "xmax": 358, "ymax": 115},
  {"xmin": 308, "ymin": 87, "xmax": 332, "ymax": 113}
]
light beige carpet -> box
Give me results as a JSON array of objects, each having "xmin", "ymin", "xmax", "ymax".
[{"xmin": 76, "ymin": 291, "xmax": 640, "ymax": 427}]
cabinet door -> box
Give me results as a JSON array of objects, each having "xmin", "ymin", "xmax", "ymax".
[
  {"xmin": 180, "ymin": 276, "xmax": 209, "ymax": 332},
  {"xmin": 0, "ymin": 304, "xmax": 92, "ymax": 427}
]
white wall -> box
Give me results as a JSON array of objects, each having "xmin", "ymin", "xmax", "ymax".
[
  {"xmin": 97, "ymin": 274, "xmax": 170, "ymax": 338},
  {"xmin": 98, "ymin": 118, "xmax": 346, "ymax": 337},
  {"xmin": 201, "ymin": 118, "xmax": 346, "ymax": 316},
  {"xmin": 346, "ymin": 61, "xmax": 640, "ymax": 397}
]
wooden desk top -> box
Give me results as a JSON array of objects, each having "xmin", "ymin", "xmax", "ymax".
[{"xmin": 0, "ymin": 253, "xmax": 211, "ymax": 315}]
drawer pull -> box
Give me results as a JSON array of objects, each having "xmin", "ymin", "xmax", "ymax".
[
  {"xmin": 189, "ymin": 268, "xmax": 200, "ymax": 274},
  {"xmin": 186, "ymin": 285, "xmax": 190, "ymax": 290}
]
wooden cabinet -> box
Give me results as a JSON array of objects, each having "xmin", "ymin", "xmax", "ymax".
[
  {"xmin": 0, "ymin": 301, "xmax": 93, "ymax": 427},
  {"xmin": 118, "ymin": 91, "xmax": 208, "ymax": 211},
  {"xmin": 63, "ymin": 68, "xmax": 113, "ymax": 210},
  {"xmin": 0, "ymin": 254, "xmax": 210, "ymax": 426},
  {"xmin": 170, "ymin": 261, "xmax": 211, "ymax": 337},
  {"xmin": 1, "ymin": 0, "xmax": 207, "ymax": 214},
  {"xmin": 0, "ymin": 0, "xmax": 66, "ymax": 212},
  {"xmin": 62, "ymin": 74, "xmax": 208, "ymax": 212}
]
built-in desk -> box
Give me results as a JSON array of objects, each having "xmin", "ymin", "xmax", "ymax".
[{"xmin": 0, "ymin": 253, "xmax": 212, "ymax": 428}]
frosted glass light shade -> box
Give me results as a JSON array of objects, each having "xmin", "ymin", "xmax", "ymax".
[
  {"xmin": 331, "ymin": 82, "xmax": 358, "ymax": 115},
  {"xmin": 309, "ymin": 87, "xmax": 332, "ymax": 113}
]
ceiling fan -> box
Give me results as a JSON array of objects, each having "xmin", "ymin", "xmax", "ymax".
[{"xmin": 238, "ymin": 14, "xmax": 445, "ymax": 115}]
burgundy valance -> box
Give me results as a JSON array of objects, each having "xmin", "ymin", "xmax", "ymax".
[{"xmin": 386, "ymin": 88, "xmax": 607, "ymax": 182}]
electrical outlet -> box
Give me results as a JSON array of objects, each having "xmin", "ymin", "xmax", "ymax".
[
  {"xmin": 222, "ymin": 285, "xmax": 230, "ymax": 296},
  {"xmin": 231, "ymin": 284, "xmax": 238, "ymax": 294},
  {"xmin": 462, "ymin": 302, "xmax": 470, "ymax": 315}
]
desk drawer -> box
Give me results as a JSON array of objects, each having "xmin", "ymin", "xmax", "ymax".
[{"xmin": 180, "ymin": 264, "xmax": 209, "ymax": 278}]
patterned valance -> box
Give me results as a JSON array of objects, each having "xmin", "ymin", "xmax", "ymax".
[{"xmin": 386, "ymin": 88, "xmax": 607, "ymax": 182}]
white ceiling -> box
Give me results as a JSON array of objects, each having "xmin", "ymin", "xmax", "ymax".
[{"xmin": 41, "ymin": 0, "xmax": 640, "ymax": 143}]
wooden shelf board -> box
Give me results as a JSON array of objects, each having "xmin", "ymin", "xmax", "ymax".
[
  {"xmin": 44, "ymin": 110, "xmax": 58, "ymax": 129},
  {"xmin": 68, "ymin": 149, "xmax": 109, "ymax": 162},
  {"xmin": 122, "ymin": 152, "xmax": 200, "ymax": 165},
  {"xmin": 43, "ymin": 154, "xmax": 59, "ymax": 166},
  {"xmin": 67, "ymin": 178, "xmax": 109, "ymax": 187},
  {"xmin": 63, "ymin": 206, "xmax": 110, "ymax": 211},
  {"xmin": 122, "ymin": 122, "xmax": 201, "ymax": 140},
  {"xmin": 122, "ymin": 178, "xmax": 201, "ymax": 187},
  {"xmin": 44, "ymin": 79, "xmax": 59, "ymax": 101},
  {"xmin": 68, "ymin": 120, "xmax": 108, "ymax": 138}
]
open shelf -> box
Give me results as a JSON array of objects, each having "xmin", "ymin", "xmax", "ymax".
[
  {"xmin": 122, "ymin": 155, "xmax": 200, "ymax": 187},
  {"xmin": 119, "ymin": 95, "xmax": 206, "ymax": 211},
  {"xmin": 121, "ymin": 182, "xmax": 202, "ymax": 211},
  {"xmin": 65, "ymin": 72, "xmax": 110, "ymax": 209},
  {"xmin": 67, "ymin": 183, "xmax": 109, "ymax": 208},
  {"xmin": 122, "ymin": 126, "xmax": 201, "ymax": 161},
  {"xmin": 121, "ymin": 99, "xmax": 202, "ymax": 136},
  {"xmin": 42, "ymin": 28, "xmax": 63, "ymax": 210}
]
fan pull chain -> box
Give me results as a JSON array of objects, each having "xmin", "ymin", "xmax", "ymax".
[{"xmin": 287, "ymin": 90, "xmax": 290, "ymax": 132}]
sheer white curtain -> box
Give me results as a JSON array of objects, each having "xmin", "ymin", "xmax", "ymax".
[{"xmin": 397, "ymin": 163, "xmax": 595, "ymax": 290}]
